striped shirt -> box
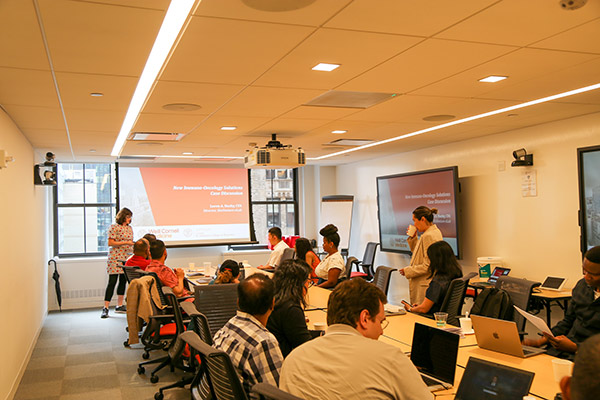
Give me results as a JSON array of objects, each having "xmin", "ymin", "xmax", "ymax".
[{"xmin": 213, "ymin": 311, "xmax": 283, "ymax": 396}]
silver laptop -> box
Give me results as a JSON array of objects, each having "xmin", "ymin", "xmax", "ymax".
[
  {"xmin": 471, "ymin": 315, "xmax": 545, "ymax": 358},
  {"xmin": 410, "ymin": 323, "xmax": 460, "ymax": 391}
]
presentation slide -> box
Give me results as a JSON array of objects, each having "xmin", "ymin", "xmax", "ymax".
[
  {"xmin": 118, "ymin": 166, "xmax": 252, "ymax": 246},
  {"xmin": 377, "ymin": 167, "xmax": 459, "ymax": 256},
  {"xmin": 580, "ymin": 147, "xmax": 600, "ymax": 250}
]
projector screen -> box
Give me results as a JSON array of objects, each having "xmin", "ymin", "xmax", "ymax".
[
  {"xmin": 117, "ymin": 164, "xmax": 254, "ymax": 246},
  {"xmin": 377, "ymin": 166, "xmax": 460, "ymax": 257},
  {"xmin": 578, "ymin": 145, "xmax": 600, "ymax": 253}
]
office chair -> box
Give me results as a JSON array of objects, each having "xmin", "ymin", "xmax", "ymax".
[
  {"xmin": 123, "ymin": 265, "xmax": 145, "ymax": 283},
  {"xmin": 280, "ymin": 247, "xmax": 296, "ymax": 263},
  {"xmin": 350, "ymin": 242, "xmax": 379, "ymax": 280},
  {"xmin": 495, "ymin": 276, "xmax": 541, "ymax": 333},
  {"xmin": 343, "ymin": 256, "xmax": 358, "ymax": 281},
  {"xmin": 252, "ymin": 383, "xmax": 304, "ymax": 400},
  {"xmin": 194, "ymin": 283, "xmax": 239, "ymax": 337},
  {"xmin": 372, "ymin": 266, "xmax": 397, "ymax": 295},
  {"xmin": 439, "ymin": 272, "xmax": 477, "ymax": 326}
]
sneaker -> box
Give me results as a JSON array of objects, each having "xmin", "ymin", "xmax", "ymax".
[
  {"xmin": 115, "ymin": 305, "xmax": 127, "ymax": 314},
  {"xmin": 101, "ymin": 307, "xmax": 109, "ymax": 318}
]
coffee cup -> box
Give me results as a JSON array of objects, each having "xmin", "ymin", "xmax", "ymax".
[
  {"xmin": 313, "ymin": 322, "xmax": 326, "ymax": 331},
  {"xmin": 407, "ymin": 225, "xmax": 417, "ymax": 237},
  {"xmin": 188, "ymin": 262, "xmax": 196, "ymax": 270},
  {"xmin": 552, "ymin": 358, "xmax": 573, "ymax": 383},
  {"xmin": 459, "ymin": 317, "xmax": 472, "ymax": 332}
]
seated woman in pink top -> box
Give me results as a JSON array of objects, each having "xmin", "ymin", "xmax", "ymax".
[{"xmin": 294, "ymin": 238, "xmax": 320, "ymax": 282}]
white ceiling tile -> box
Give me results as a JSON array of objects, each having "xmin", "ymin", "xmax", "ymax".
[{"xmin": 0, "ymin": 68, "xmax": 58, "ymax": 108}]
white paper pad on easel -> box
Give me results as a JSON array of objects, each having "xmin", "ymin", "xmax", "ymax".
[{"xmin": 514, "ymin": 306, "xmax": 554, "ymax": 337}]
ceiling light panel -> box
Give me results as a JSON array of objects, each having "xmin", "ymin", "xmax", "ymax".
[
  {"xmin": 312, "ymin": 63, "xmax": 340, "ymax": 71},
  {"xmin": 479, "ymin": 75, "xmax": 507, "ymax": 83}
]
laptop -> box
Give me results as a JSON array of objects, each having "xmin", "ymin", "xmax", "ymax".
[
  {"xmin": 477, "ymin": 267, "xmax": 511, "ymax": 287},
  {"xmin": 540, "ymin": 276, "xmax": 568, "ymax": 291},
  {"xmin": 410, "ymin": 323, "xmax": 460, "ymax": 391},
  {"xmin": 471, "ymin": 315, "xmax": 545, "ymax": 358},
  {"xmin": 455, "ymin": 357, "xmax": 535, "ymax": 400}
]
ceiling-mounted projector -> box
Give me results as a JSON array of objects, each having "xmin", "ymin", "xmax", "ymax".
[{"xmin": 244, "ymin": 134, "xmax": 306, "ymax": 169}]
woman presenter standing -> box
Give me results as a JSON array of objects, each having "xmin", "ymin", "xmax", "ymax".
[
  {"xmin": 101, "ymin": 207, "xmax": 134, "ymax": 318},
  {"xmin": 399, "ymin": 206, "xmax": 443, "ymax": 304}
]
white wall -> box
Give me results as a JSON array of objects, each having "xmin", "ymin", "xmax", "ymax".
[
  {"xmin": 0, "ymin": 109, "xmax": 49, "ymax": 400},
  {"xmin": 337, "ymin": 112, "xmax": 600, "ymax": 305}
]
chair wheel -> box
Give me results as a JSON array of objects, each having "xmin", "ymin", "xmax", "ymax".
[
  {"xmin": 154, "ymin": 392, "xmax": 164, "ymax": 400},
  {"xmin": 150, "ymin": 375, "xmax": 159, "ymax": 383},
  {"xmin": 137, "ymin": 366, "xmax": 145, "ymax": 374},
  {"xmin": 142, "ymin": 352, "xmax": 150, "ymax": 359},
  {"xmin": 123, "ymin": 340, "xmax": 130, "ymax": 347}
]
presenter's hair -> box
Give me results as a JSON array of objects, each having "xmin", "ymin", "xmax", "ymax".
[
  {"xmin": 238, "ymin": 273, "xmax": 275, "ymax": 315},
  {"xmin": 585, "ymin": 246, "xmax": 600, "ymax": 264},
  {"xmin": 273, "ymin": 259, "xmax": 311, "ymax": 308},
  {"xmin": 570, "ymin": 334, "xmax": 600, "ymax": 400},
  {"xmin": 327, "ymin": 279, "xmax": 386, "ymax": 327},
  {"xmin": 320, "ymin": 224, "xmax": 340, "ymax": 248},
  {"xmin": 149, "ymin": 240, "xmax": 166, "ymax": 260},
  {"xmin": 115, "ymin": 208, "xmax": 132, "ymax": 225},
  {"xmin": 413, "ymin": 206, "xmax": 438, "ymax": 223},
  {"xmin": 427, "ymin": 241, "xmax": 462, "ymax": 280},
  {"xmin": 133, "ymin": 239, "xmax": 149, "ymax": 255},
  {"xmin": 268, "ymin": 227, "xmax": 282, "ymax": 240}
]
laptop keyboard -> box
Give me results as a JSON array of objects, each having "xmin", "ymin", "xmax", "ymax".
[{"xmin": 421, "ymin": 375, "xmax": 440, "ymax": 387}]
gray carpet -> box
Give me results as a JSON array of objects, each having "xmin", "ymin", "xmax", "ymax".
[{"xmin": 14, "ymin": 309, "xmax": 192, "ymax": 400}]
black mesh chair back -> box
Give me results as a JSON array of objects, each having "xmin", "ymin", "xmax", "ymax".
[
  {"xmin": 183, "ymin": 331, "xmax": 249, "ymax": 400},
  {"xmin": 145, "ymin": 271, "xmax": 170, "ymax": 307},
  {"xmin": 123, "ymin": 266, "xmax": 145, "ymax": 283},
  {"xmin": 372, "ymin": 266, "xmax": 396, "ymax": 295},
  {"xmin": 252, "ymin": 383, "xmax": 304, "ymax": 400},
  {"xmin": 280, "ymin": 247, "xmax": 296, "ymax": 263},
  {"xmin": 495, "ymin": 276, "xmax": 541, "ymax": 331},
  {"xmin": 439, "ymin": 272, "xmax": 477, "ymax": 326},
  {"xmin": 361, "ymin": 242, "xmax": 379, "ymax": 277},
  {"xmin": 194, "ymin": 283, "xmax": 239, "ymax": 337},
  {"xmin": 180, "ymin": 301, "xmax": 214, "ymax": 346},
  {"xmin": 344, "ymin": 256, "xmax": 358, "ymax": 280}
]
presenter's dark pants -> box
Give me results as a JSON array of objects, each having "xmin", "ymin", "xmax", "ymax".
[{"xmin": 104, "ymin": 273, "xmax": 127, "ymax": 302}]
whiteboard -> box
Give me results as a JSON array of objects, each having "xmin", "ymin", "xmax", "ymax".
[{"xmin": 320, "ymin": 195, "xmax": 354, "ymax": 250}]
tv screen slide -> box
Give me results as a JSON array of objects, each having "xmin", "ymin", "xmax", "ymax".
[
  {"xmin": 377, "ymin": 166, "xmax": 460, "ymax": 257},
  {"xmin": 578, "ymin": 145, "xmax": 600, "ymax": 252},
  {"xmin": 117, "ymin": 165, "xmax": 253, "ymax": 246}
]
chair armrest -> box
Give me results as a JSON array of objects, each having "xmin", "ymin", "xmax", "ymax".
[{"xmin": 252, "ymin": 383, "xmax": 304, "ymax": 400}]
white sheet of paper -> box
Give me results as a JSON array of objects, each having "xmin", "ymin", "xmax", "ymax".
[{"xmin": 514, "ymin": 305, "xmax": 554, "ymax": 337}]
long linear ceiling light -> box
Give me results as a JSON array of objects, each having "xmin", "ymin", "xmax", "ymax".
[
  {"xmin": 312, "ymin": 82, "xmax": 600, "ymax": 160},
  {"xmin": 111, "ymin": 0, "xmax": 197, "ymax": 157}
]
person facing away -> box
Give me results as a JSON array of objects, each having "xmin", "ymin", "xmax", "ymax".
[
  {"xmin": 315, "ymin": 224, "xmax": 345, "ymax": 288},
  {"xmin": 209, "ymin": 259, "xmax": 241, "ymax": 285},
  {"xmin": 524, "ymin": 245, "xmax": 600, "ymax": 359},
  {"xmin": 212, "ymin": 273, "xmax": 284, "ymax": 397},
  {"xmin": 280, "ymin": 278, "xmax": 433, "ymax": 400},
  {"xmin": 560, "ymin": 333, "xmax": 600, "ymax": 400},
  {"xmin": 146, "ymin": 239, "xmax": 190, "ymax": 298},
  {"xmin": 405, "ymin": 240, "xmax": 462, "ymax": 315},
  {"xmin": 258, "ymin": 227, "xmax": 289, "ymax": 270},
  {"xmin": 266, "ymin": 259, "xmax": 314, "ymax": 357},
  {"xmin": 294, "ymin": 237, "xmax": 320, "ymax": 281},
  {"xmin": 399, "ymin": 206, "xmax": 443, "ymax": 304},
  {"xmin": 125, "ymin": 238, "xmax": 151, "ymax": 270}
]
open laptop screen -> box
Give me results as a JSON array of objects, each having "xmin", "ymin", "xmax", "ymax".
[
  {"xmin": 488, "ymin": 267, "xmax": 510, "ymax": 284},
  {"xmin": 455, "ymin": 357, "xmax": 534, "ymax": 400},
  {"xmin": 410, "ymin": 323, "xmax": 459, "ymax": 385}
]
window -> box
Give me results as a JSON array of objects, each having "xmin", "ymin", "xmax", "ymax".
[
  {"xmin": 54, "ymin": 163, "xmax": 116, "ymax": 257},
  {"xmin": 250, "ymin": 168, "xmax": 298, "ymax": 245}
]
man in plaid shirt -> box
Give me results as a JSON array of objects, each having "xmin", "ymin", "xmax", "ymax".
[{"xmin": 213, "ymin": 273, "xmax": 283, "ymax": 395}]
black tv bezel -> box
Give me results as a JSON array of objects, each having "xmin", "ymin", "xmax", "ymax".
[
  {"xmin": 376, "ymin": 166, "xmax": 460, "ymax": 258},
  {"xmin": 577, "ymin": 144, "xmax": 600, "ymax": 254}
]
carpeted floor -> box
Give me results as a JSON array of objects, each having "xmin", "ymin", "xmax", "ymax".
[{"xmin": 13, "ymin": 308, "xmax": 192, "ymax": 400}]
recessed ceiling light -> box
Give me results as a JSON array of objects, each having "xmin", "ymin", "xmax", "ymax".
[
  {"xmin": 423, "ymin": 114, "xmax": 455, "ymax": 122},
  {"xmin": 90, "ymin": 93, "xmax": 103, "ymax": 97},
  {"xmin": 221, "ymin": 126, "xmax": 237, "ymax": 131},
  {"xmin": 162, "ymin": 103, "xmax": 201, "ymax": 111},
  {"xmin": 312, "ymin": 63, "xmax": 340, "ymax": 72},
  {"xmin": 479, "ymin": 75, "xmax": 508, "ymax": 83},
  {"xmin": 89, "ymin": 149, "xmax": 97, "ymax": 152},
  {"xmin": 182, "ymin": 152, "xmax": 193, "ymax": 155},
  {"xmin": 331, "ymin": 130, "xmax": 347, "ymax": 134}
]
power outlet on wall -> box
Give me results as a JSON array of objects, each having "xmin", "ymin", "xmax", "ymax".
[{"xmin": 497, "ymin": 161, "xmax": 505, "ymax": 172}]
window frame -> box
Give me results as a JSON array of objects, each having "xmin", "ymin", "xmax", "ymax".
[{"xmin": 53, "ymin": 163, "xmax": 116, "ymax": 258}]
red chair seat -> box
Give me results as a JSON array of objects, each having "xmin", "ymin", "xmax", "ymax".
[{"xmin": 351, "ymin": 271, "xmax": 369, "ymax": 279}]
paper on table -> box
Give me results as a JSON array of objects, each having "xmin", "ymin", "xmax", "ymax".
[{"xmin": 514, "ymin": 306, "xmax": 554, "ymax": 337}]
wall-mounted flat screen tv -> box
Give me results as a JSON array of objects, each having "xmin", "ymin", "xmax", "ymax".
[
  {"xmin": 377, "ymin": 166, "xmax": 460, "ymax": 257},
  {"xmin": 578, "ymin": 145, "xmax": 600, "ymax": 253}
]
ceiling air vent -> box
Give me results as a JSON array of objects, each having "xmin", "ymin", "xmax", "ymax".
[
  {"xmin": 304, "ymin": 91, "xmax": 398, "ymax": 109},
  {"xmin": 129, "ymin": 132, "xmax": 184, "ymax": 141}
]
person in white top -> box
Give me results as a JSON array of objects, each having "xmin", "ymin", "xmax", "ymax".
[
  {"xmin": 315, "ymin": 224, "xmax": 345, "ymax": 288},
  {"xmin": 258, "ymin": 227, "xmax": 289, "ymax": 270}
]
